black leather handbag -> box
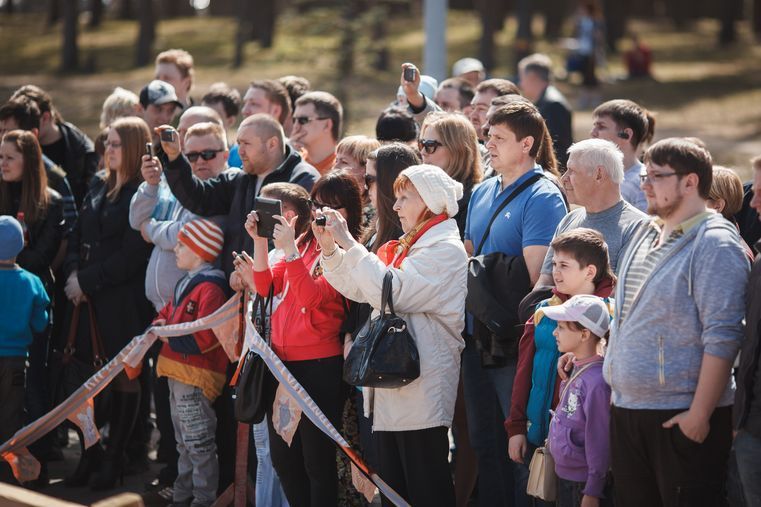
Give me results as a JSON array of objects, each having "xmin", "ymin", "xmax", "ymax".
[
  {"xmin": 234, "ymin": 287, "xmax": 274, "ymax": 424},
  {"xmin": 343, "ymin": 271, "xmax": 420, "ymax": 388}
]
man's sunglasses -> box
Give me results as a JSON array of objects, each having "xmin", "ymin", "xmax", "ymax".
[
  {"xmin": 364, "ymin": 173, "xmax": 377, "ymax": 188},
  {"xmin": 185, "ymin": 149, "xmax": 223, "ymax": 162},
  {"xmin": 293, "ymin": 116, "xmax": 330, "ymax": 126},
  {"xmin": 418, "ymin": 139, "xmax": 443, "ymax": 155}
]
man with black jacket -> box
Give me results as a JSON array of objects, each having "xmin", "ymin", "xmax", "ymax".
[
  {"xmin": 161, "ymin": 113, "xmax": 320, "ymax": 290},
  {"xmin": 735, "ymin": 157, "xmax": 761, "ymax": 505},
  {"xmin": 518, "ymin": 54, "xmax": 573, "ymax": 169}
]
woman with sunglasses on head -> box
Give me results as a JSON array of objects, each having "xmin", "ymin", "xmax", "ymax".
[
  {"xmin": 317, "ymin": 164, "xmax": 468, "ymax": 506},
  {"xmin": 234, "ymin": 170, "xmax": 363, "ymax": 507},
  {"xmin": 61, "ymin": 116, "xmax": 154, "ymax": 490},
  {"xmin": 419, "ymin": 111, "xmax": 483, "ymax": 239}
]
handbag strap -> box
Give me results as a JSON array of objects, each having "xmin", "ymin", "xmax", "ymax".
[
  {"xmin": 86, "ymin": 303, "xmax": 107, "ymax": 368},
  {"xmin": 474, "ymin": 173, "xmax": 543, "ymax": 256},
  {"xmin": 62, "ymin": 303, "xmax": 82, "ymax": 363},
  {"xmin": 558, "ymin": 361, "xmax": 598, "ymax": 408},
  {"xmin": 381, "ymin": 271, "xmax": 395, "ymax": 316}
]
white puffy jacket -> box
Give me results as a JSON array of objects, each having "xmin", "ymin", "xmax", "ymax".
[{"xmin": 322, "ymin": 219, "xmax": 467, "ymax": 431}]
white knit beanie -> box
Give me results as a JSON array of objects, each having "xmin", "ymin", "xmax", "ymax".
[{"xmin": 400, "ymin": 164, "xmax": 464, "ymax": 218}]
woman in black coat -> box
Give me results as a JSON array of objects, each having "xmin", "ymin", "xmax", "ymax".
[
  {"xmin": 0, "ymin": 129, "xmax": 64, "ymax": 483},
  {"xmin": 62, "ymin": 117, "xmax": 153, "ymax": 490}
]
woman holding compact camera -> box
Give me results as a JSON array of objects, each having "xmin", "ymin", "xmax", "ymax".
[
  {"xmin": 317, "ymin": 164, "xmax": 468, "ymax": 506},
  {"xmin": 234, "ymin": 169, "xmax": 363, "ymax": 507}
]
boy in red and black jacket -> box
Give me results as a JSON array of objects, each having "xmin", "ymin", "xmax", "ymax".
[{"xmin": 154, "ymin": 218, "xmax": 229, "ymax": 507}]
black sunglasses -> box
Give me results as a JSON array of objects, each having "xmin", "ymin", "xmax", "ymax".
[
  {"xmin": 364, "ymin": 173, "xmax": 377, "ymax": 188},
  {"xmin": 185, "ymin": 149, "xmax": 223, "ymax": 162},
  {"xmin": 311, "ymin": 199, "xmax": 344, "ymax": 210},
  {"xmin": 418, "ymin": 139, "xmax": 443, "ymax": 155},
  {"xmin": 293, "ymin": 116, "xmax": 330, "ymax": 126}
]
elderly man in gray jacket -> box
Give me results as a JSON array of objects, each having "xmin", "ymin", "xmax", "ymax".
[{"xmin": 604, "ymin": 138, "xmax": 749, "ymax": 507}]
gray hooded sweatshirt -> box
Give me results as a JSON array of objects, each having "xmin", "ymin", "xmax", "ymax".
[{"xmin": 604, "ymin": 212, "xmax": 749, "ymax": 410}]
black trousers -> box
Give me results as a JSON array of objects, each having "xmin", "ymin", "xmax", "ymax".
[
  {"xmin": 376, "ymin": 426, "xmax": 455, "ymax": 507},
  {"xmin": 610, "ymin": 405, "xmax": 732, "ymax": 507},
  {"xmin": 266, "ymin": 355, "xmax": 344, "ymax": 507}
]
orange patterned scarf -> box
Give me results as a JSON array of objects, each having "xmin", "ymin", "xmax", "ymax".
[{"xmin": 377, "ymin": 214, "xmax": 448, "ymax": 268}]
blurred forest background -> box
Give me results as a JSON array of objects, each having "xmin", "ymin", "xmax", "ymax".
[{"xmin": 1, "ymin": 0, "xmax": 761, "ymax": 175}]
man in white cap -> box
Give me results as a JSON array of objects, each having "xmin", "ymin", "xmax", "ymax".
[{"xmin": 453, "ymin": 57, "xmax": 486, "ymax": 87}]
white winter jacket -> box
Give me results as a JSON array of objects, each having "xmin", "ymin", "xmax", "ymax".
[{"xmin": 322, "ymin": 219, "xmax": 467, "ymax": 431}]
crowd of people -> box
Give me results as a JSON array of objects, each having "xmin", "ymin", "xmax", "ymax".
[{"xmin": 1, "ymin": 43, "xmax": 761, "ymax": 507}]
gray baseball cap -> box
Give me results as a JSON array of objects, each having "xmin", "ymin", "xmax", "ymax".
[{"xmin": 139, "ymin": 80, "xmax": 183, "ymax": 109}]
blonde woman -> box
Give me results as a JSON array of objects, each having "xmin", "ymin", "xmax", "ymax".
[{"xmin": 419, "ymin": 111, "xmax": 483, "ymax": 238}]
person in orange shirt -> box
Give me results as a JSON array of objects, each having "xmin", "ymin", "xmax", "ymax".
[{"xmin": 290, "ymin": 91, "xmax": 342, "ymax": 174}]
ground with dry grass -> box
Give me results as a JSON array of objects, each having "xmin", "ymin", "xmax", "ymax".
[{"xmin": 1, "ymin": 10, "xmax": 760, "ymax": 177}]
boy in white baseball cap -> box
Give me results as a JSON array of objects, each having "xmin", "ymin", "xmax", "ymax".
[{"xmin": 543, "ymin": 294, "xmax": 614, "ymax": 507}]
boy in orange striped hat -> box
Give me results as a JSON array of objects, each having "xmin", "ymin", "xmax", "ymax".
[{"xmin": 152, "ymin": 218, "xmax": 229, "ymax": 507}]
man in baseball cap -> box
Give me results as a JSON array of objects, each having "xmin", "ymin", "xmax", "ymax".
[
  {"xmin": 452, "ymin": 57, "xmax": 486, "ymax": 87},
  {"xmin": 139, "ymin": 80, "xmax": 183, "ymax": 142}
]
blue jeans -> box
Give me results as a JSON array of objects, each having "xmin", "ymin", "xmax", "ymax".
[
  {"xmin": 253, "ymin": 419, "xmax": 289, "ymax": 507},
  {"xmin": 462, "ymin": 340, "xmax": 523, "ymax": 507},
  {"xmin": 735, "ymin": 430, "xmax": 761, "ymax": 506}
]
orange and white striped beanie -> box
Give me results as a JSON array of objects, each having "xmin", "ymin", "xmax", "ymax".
[{"xmin": 177, "ymin": 218, "xmax": 224, "ymax": 263}]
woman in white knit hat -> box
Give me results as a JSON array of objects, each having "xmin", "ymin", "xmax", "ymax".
[{"xmin": 317, "ymin": 163, "xmax": 468, "ymax": 506}]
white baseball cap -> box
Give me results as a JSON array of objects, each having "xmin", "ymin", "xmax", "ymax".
[
  {"xmin": 452, "ymin": 57, "xmax": 485, "ymax": 77},
  {"xmin": 541, "ymin": 295, "xmax": 611, "ymax": 338}
]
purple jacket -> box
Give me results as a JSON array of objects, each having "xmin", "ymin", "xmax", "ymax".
[{"xmin": 547, "ymin": 356, "xmax": 610, "ymax": 498}]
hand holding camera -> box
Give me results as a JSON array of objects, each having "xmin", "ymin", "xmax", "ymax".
[{"xmin": 155, "ymin": 125, "xmax": 181, "ymax": 162}]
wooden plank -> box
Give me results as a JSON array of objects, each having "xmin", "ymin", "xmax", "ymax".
[
  {"xmin": 0, "ymin": 483, "xmax": 84, "ymax": 507},
  {"xmin": 92, "ymin": 493, "xmax": 145, "ymax": 507}
]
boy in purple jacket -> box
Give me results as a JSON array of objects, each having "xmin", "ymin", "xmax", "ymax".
[{"xmin": 544, "ymin": 295, "xmax": 613, "ymax": 507}]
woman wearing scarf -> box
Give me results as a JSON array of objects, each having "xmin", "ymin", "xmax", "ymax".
[{"xmin": 316, "ymin": 164, "xmax": 468, "ymax": 507}]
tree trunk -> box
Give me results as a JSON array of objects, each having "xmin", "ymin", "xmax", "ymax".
[
  {"xmin": 89, "ymin": 0, "xmax": 103, "ymax": 27},
  {"xmin": 118, "ymin": 0, "xmax": 134, "ymax": 20},
  {"xmin": 602, "ymin": 0, "xmax": 628, "ymax": 52},
  {"xmin": 5, "ymin": 0, "xmax": 13, "ymax": 15},
  {"xmin": 371, "ymin": 4, "xmax": 389, "ymax": 71},
  {"xmin": 515, "ymin": 0, "xmax": 533, "ymax": 43},
  {"xmin": 251, "ymin": 0, "xmax": 275, "ymax": 48},
  {"xmin": 233, "ymin": 0, "xmax": 253, "ymax": 67},
  {"xmin": 47, "ymin": 0, "xmax": 60, "ymax": 26},
  {"xmin": 543, "ymin": 0, "xmax": 567, "ymax": 41},
  {"xmin": 473, "ymin": 0, "xmax": 507, "ymax": 73},
  {"xmin": 335, "ymin": 0, "xmax": 358, "ymax": 121},
  {"xmin": 61, "ymin": 0, "xmax": 78, "ymax": 71},
  {"xmin": 718, "ymin": 0, "xmax": 742, "ymax": 45},
  {"xmin": 135, "ymin": 0, "xmax": 155, "ymax": 67},
  {"xmin": 754, "ymin": 0, "xmax": 761, "ymax": 41},
  {"xmin": 161, "ymin": 0, "xmax": 195, "ymax": 18},
  {"xmin": 209, "ymin": 0, "xmax": 235, "ymax": 16}
]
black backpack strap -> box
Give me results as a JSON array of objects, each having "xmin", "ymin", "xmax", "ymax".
[{"xmin": 474, "ymin": 173, "xmax": 543, "ymax": 256}]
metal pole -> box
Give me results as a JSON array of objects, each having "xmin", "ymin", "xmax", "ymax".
[{"xmin": 423, "ymin": 0, "xmax": 448, "ymax": 82}]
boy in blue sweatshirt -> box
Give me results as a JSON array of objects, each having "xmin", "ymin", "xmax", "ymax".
[{"xmin": 0, "ymin": 216, "xmax": 49, "ymax": 446}]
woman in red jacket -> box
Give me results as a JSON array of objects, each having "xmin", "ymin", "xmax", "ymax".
[{"xmin": 236, "ymin": 170, "xmax": 363, "ymax": 506}]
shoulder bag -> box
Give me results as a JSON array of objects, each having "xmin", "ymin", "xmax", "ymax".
[
  {"xmin": 234, "ymin": 286, "xmax": 274, "ymax": 424},
  {"xmin": 526, "ymin": 362, "xmax": 597, "ymax": 501},
  {"xmin": 466, "ymin": 174, "xmax": 542, "ymax": 366},
  {"xmin": 343, "ymin": 271, "xmax": 420, "ymax": 388}
]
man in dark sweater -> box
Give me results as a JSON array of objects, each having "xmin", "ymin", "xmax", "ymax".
[
  {"xmin": 518, "ymin": 53, "xmax": 573, "ymax": 169},
  {"xmin": 161, "ymin": 113, "xmax": 320, "ymax": 291},
  {"xmin": 735, "ymin": 157, "xmax": 761, "ymax": 505}
]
